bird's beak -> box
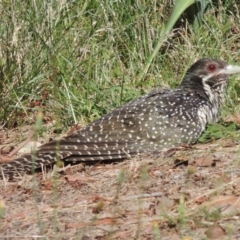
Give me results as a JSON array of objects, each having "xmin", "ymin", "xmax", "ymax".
[{"xmin": 222, "ymin": 65, "xmax": 240, "ymax": 74}]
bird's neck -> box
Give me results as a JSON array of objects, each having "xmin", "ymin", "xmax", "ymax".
[
  {"xmin": 202, "ymin": 80, "xmax": 227, "ymax": 106},
  {"xmin": 180, "ymin": 74, "xmax": 228, "ymax": 123}
]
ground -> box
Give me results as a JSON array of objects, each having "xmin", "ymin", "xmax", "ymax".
[
  {"xmin": 1, "ymin": 127, "xmax": 240, "ymax": 240},
  {"xmin": 1, "ymin": 1, "xmax": 240, "ymax": 239}
]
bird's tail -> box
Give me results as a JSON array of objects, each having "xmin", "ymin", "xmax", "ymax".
[
  {"xmin": 0, "ymin": 138, "xmax": 134, "ymax": 179},
  {"xmin": 0, "ymin": 151, "xmax": 59, "ymax": 179}
]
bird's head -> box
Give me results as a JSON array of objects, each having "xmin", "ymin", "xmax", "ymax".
[{"xmin": 180, "ymin": 58, "xmax": 240, "ymax": 102}]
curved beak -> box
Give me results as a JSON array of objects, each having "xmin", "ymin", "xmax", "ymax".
[{"xmin": 222, "ymin": 64, "xmax": 240, "ymax": 75}]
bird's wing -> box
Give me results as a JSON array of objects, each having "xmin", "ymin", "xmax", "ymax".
[
  {"xmin": 37, "ymin": 92, "xmax": 170, "ymax": 159},
  {"xmin": 31, "ymin": 88, "xmax": 203, "ymax": 161}
]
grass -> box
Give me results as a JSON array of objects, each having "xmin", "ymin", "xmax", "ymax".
[
  {"xmin": 1, "ymin": 0, "xmax": 240, "ymax": 132},
  {"xmin": 1, "ymin": 0, "xmax": 240, "ymax": 239}
]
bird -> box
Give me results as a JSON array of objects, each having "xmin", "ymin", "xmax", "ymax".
[{"xmin": 1, "ymin": 58, "xmax": 240, "ymax": 179}]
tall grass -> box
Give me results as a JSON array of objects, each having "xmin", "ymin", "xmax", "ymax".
[{"xmin": 0, "ymin": 0, "xmax": 240, "ymax": 132}]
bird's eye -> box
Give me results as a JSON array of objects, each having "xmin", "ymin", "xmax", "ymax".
[{"xmin": 207, "ymin": 64, "xmax": 216, "ymax": 72}]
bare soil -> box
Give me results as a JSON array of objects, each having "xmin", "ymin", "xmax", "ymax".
[{"xmin": 1, "ymin": 126, "xmax": 240, "ymax": 239}]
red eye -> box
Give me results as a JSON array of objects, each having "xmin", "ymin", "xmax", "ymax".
[{"xmin": 207, "ymin": 64, "xmax": 216, "ymax": 72}]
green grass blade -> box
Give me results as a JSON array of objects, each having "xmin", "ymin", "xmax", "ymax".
[{"xmin": 138, "ymin": 0, "xmax": 205, "ymax": 82}]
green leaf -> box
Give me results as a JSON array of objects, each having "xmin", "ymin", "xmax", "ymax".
[{"xmin": 138, "ymin": 0, "xmax": 207, "ymax": 81}]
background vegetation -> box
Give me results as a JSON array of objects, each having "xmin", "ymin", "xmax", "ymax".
[{"xmin": 0, "ymin": 0, "xmax": 240, "ymax": 133}]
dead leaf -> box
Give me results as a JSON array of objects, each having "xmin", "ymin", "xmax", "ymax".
[
  {"xmin": 194, "ymin": 195, "xmax": 208, "ymax": 205},
  {"xmin": 65, "ymin": 175, "xmax": 96, "ymax": 189},
  {"xmin": 209, "ymin": 195, "xmax": 240, "ymax": 215},
  {"xmin": 192, "ymin": 157, "xmax": 215, "ymax": 167},
  {"xmin": 205, "ymin": 224, "xmax": 226, "ymax": 239},
  {"xmin": 225, "ymin": 115, "xmax": 240, "ymax": 125},
  {"xmin": 168, "ymin": 234, "xmax": 181, "ymax": 240},
  {"xmin": 174, "ymin": 156, "xmax": 189, "ymax": 166},
  {"xmin": 66, "ymin": 218, "xmax": 116, "ymax": 229},
  {"xmin": 0, "ymin": 145, "xmax": 14, "ymax": 155},
  {"xmin": 221, "ymin": 140, "xmax": 238, "ymax": 148},
  {"xmin": 0, "ymin": 155, "xmax": 14, "ymax": 163},
  {"xmin": 65, "ymin": 175, "xmax": 96, "ymax": 182}
]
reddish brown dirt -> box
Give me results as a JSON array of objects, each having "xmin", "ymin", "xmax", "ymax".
[{"xmin": 1, "ymin": 127, "xmax": 240, "ymax": 239}]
